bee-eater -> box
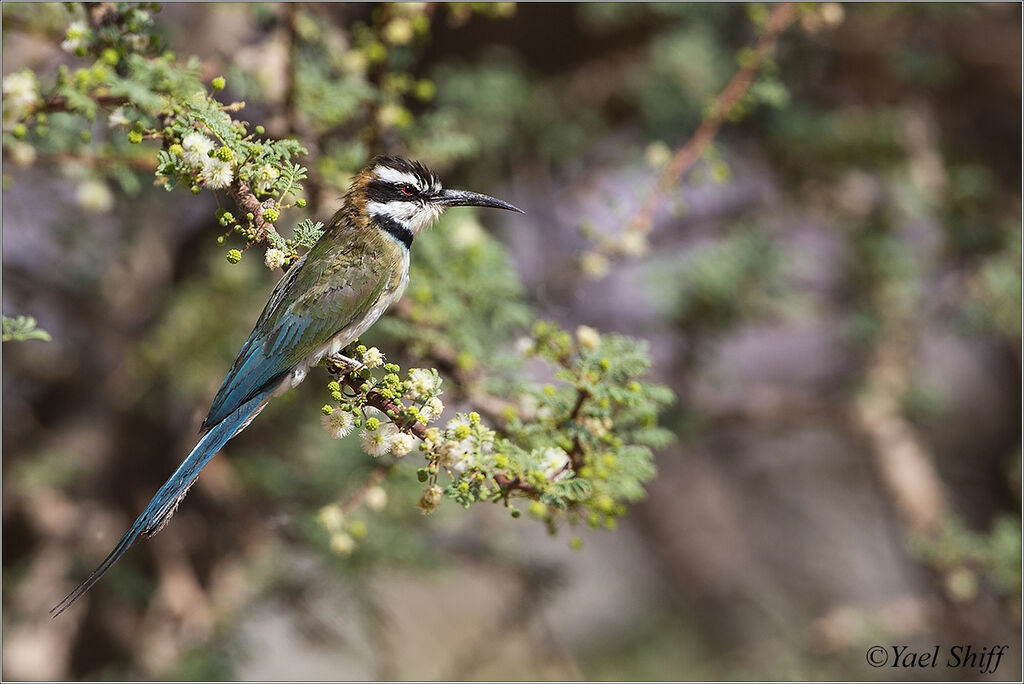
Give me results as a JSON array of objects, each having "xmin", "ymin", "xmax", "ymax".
[{"xmin": 52, "ymin": 156, "xmax": 523, "ymax": 616}]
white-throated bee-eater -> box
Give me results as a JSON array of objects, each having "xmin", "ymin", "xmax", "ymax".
[{"xmin": 52, "ymin": 156, "xmax": 523, "ymax": 616}]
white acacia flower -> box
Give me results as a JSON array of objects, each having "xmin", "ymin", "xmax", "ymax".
[
  {"xmin": 419, "ymin": 396, "xmax": 444, "ymax": 422},
  {"xmin": 10, "ymin": 142, "xmax": 36, "ymax": 167},
  {"xmin": 321, "ymin": 410, "xmax": 355, "ymax": 439},
  {"xmin": 202, "ymin": 157, "xmax": 234, "ymax": 189},
  {"xmin": 539, "ymin": 447, "xmax": 571, "ymax": 480},
  {"xmin": 422, "ymin": 427, "xmax": 442, "ymax": 452},
  {"xmin": 364, "ymin": 485, "xmax": 388, "ymax": 511},
  {"xmin": 316, "ymin": 503, "xmax": 344, "ymax": 532},
  {"xmin": 360, "ymin": 423, "xmax": 397, "ymax": 457},
  {"xmin": 580, "ymin": 251, "xmax": 609, "ymax": 278},
  {"xmin": 361, "ymin": 347, "xmax": 384, "ymax": 368},
  {"xmin": 446, "ymin": 414, "xmax": 472, "ymax": 436},
  {"xmin": 576, "ymin": 325, "xmax": 601, "ymax": 350},
  {"xmin": 253, "ymin": 163, "xmax": 279, "ymax": 195},
  {"xmin": 581, "ymin": 416, "xmax": 612, "ymax": 438},
  {"xmin": 390, "ymin": 432, "xmax": 415, "ymax": 458},
  {"xmin": 329, "ymin": 531, "xmax": 355, "ymax": 555},
  {"xmin": 61, "ymin": 21, "xmax": 90, "ymax": 53},
  {"xmin": 418, "ymin": 485, "xmax": 443, "ymax": 514},
  {"xmin": 407, "ymin": 368, "xmax": 437, "ymax": 399},
  {"xmin": 264, "ymin": 248, "xmax": 286, "ymax": 270},
  {"xmin": 452, "ymin": 447, "xmax": 476, "ymax": 474},
  {"xmin": 620, "ymin": 231, "xmax": 648, "ymax": 257},
  {"xmin": 125, "ymin": 33, "xmax": 148, "ymax": 52},
  {"xmin": 75, "ymin": 179, "xmax": 114, "ymax": 214},
  {"xmin": 2, "ymin": 70, "xmax": 39, "ymax": 122},
  {"xmin": 181, "ymin": 131, "xmax": 214, "ymax": 168},
  {"xmin": 107, "ymin": 107, "xmax": 131, "ymax": 128}
]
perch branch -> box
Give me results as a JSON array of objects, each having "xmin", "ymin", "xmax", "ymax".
[{"xmin": 325, "ymin": 359, "xmax": 545, "ymax": 497}]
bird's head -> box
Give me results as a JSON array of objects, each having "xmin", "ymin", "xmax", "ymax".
[{"xmin": 347, "ymin": 156, "xmax": 524, "ymax": 242}]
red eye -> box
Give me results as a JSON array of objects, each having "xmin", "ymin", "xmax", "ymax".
[{"xmin": 400, "ymin": 184, "xmax": 415, "ymax": 196}]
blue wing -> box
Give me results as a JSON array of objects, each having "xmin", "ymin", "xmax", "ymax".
[{"xmin": 202, "ymin": 241, "xmax": 394, "ymax": 430}]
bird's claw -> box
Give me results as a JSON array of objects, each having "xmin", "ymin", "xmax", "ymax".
[{"xmin": 326, "ymin": 354, "xmax": 364, "ymax": 375}]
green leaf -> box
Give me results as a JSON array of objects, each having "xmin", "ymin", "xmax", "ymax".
[
  {"xmin": 292, "ymin": 218, "xmax": 325, "ymax": 249},
  {"xmin": 2, "ymin": 315, "xmax": 52, "ymax": 342}
]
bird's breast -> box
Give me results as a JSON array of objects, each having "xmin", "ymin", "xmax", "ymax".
[{"xmin": 279, "ymin": 250, "xmax": 410, "ymax": 394}]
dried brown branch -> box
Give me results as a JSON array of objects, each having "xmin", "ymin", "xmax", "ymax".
[
  {"xmin": 38, "ymin": 94, "xmax": 130, "ymax": 116},
  {"xmin": 36, "ymin": 152, "xmax": 157, "ymax": 172}
]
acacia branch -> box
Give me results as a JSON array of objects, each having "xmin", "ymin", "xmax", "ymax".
[
  {"xmin": 600, "ymin": 2, "xmax": 799, "ymax": 260},
  {"xmin": 340, "ymin": 464, "xmax": 392, "ymax": 513},
  {"xmin": 224, "ymin": 179, "xmax": 291, "ymax": 267},
  {"xmin": 326, "ymin": 359, "xmax": 543, "ymax": 497}
]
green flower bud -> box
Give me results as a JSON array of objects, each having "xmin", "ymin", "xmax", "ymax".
[
  {"xmin": 127, "ymin": 130, "xmax": 143, "ymax": 144},
  {"xmin": 454, "ymin": 425, "xmax": 470, "ymax": 440},
  {"xmin": 101, "ymin": 48, "xmax": 120, "ymax": 65},
  {"xmin": 254, "ymin": 125, "xmax": 265, "ymax": 135},
  {"xmin": 570, "ymin": 536, "xmax": 583, "ymax": 550},
  {"xmin": 80, "ymin": 130, "xmax": 92, "ymax": 143},
  {"xmin": 327, "ymin": 381, "xmax": 341, "ymax": 393},
  {"xmin": 331, "ymin": 390, "xmax": 343, "ymax": 401},
  {"xmin": 414, "ymin": 79, "xmax": 436, "ymax": 101},
  {"xmin": 417, "ymin": 468, "xmax": 428, "ymax": 483},
  {"xmin": 35, "ymin": 125, "xmax": 48, "ymax": 138},
  {"xmin": 215, "ymin": 146, "xmax": 233, "ymax": 161},
  {"xmin": 262, "ymin": 207, "xmax": 280, "ymax": 223},
  {"xmin": 226, "ymin": 248, "xmax": 242, "ymax": 264},
  {"xmin": 12, "ymin": 124, "xmax": 27, "ymax": 139},
  {"xmin": 468, "ymin": 411, "xmax": 480, "ymax": 426},
  {"xmin": 295, "ymin": 197, "xmax": 306, "ymax": 208},
  {"xmin": 216, "ymin": 236, "xmax": 225, "ymax": 245},
  {"xmin": 190, "ymin": 184, "xmax": 201, "ymax": 195},
  {"xmin": 510, "ymin": 508, "xmax": 521, "ymax": 518},
  {"xmin": 168, "ymin": 143, "xmax": 184, "ymax": 156},
  {"xmin": 211, "ymin": 76, "xmax": 226, "ymax": 90},
  {"xmin": 365, "ymin": 417, "xmax": 380, "ymax": 431},
  {"xmin": 321, "ymin": 404, "xmax": 334, "ymax": 415}
]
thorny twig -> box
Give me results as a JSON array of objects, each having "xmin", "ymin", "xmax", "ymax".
[
  {"xmin": 594, "ymin": 1, "xmax": 799, "ymax": 263},
  {"xmin": 325, "ymin": 358, "xmax": 547, "ymax": 498}
]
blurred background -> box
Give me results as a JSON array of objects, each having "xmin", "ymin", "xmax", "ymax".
[{"xmin": 2, "ymin": 2, "xmax": 1021, "ymax": 680}]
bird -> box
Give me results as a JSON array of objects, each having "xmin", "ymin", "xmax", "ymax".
[{"xmin": 51, "ymin": 155, "xmax": 523, "ymax": 616}]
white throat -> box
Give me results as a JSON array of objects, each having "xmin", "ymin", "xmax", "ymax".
[{"xmin": 366, "ymin": 200, "xmax": 443, "ymax": 235}]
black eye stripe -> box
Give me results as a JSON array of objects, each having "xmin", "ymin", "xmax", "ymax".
[{"xmin": 366, "ymin": 179, "xmax": 419, "ymax": 203}]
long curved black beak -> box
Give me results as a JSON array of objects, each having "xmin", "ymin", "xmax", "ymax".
[{"xmin": 439, "ymin": 188, "xmax": 525, "ymax": 214}]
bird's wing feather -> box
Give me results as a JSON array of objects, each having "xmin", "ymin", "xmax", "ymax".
[{"xmin": 202, "ymin": 241, "xmax": 393, "ymax": 429}]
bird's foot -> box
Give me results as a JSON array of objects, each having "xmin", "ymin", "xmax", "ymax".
[{"xmin": 326, "ymin": 354, "xmax": 365, "ymax": 375}]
